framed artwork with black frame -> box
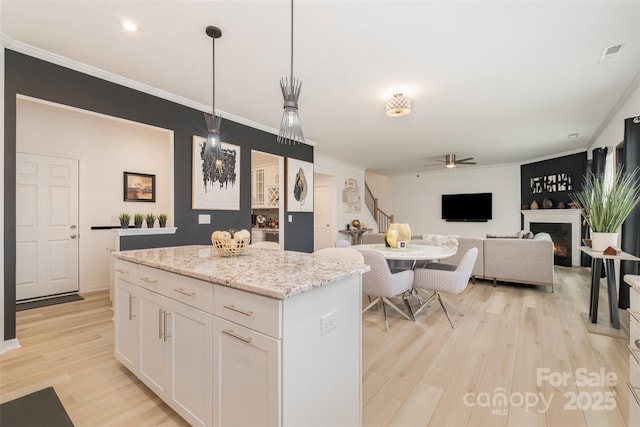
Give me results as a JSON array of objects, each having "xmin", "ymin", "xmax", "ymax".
[{"xmin": 123, "ymin": 171, "xmax": 156, "ymax": 202}]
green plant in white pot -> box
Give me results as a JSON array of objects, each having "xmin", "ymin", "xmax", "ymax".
[{"xmin": 570, "ymin": 168, "xmax": 640, "ymax": 251}]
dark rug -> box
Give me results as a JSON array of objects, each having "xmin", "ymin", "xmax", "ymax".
[
  {"xmin": 16, "ymin": 294, "xmax": 84, "ymax": 312},
  {"xmin": 0, "ymin": 387, "xmax": 74, "ymax": 427}
]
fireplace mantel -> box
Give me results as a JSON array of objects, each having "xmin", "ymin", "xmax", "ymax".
[{"xmin": 521, "ymin": 209, "xmax": 583, "ymax": 266}]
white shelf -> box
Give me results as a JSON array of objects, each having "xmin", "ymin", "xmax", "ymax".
[{"xmin": 114, "ymin": 227, "xmax": 177, "ymax": 237}]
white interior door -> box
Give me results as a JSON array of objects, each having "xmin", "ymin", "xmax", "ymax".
[
  {"xmin": 313, "ymin": 185, "xmax": 335, "ymax": 251},
  {"xmin": 16, "ymin": 152, "xmax": 79, "ymax": 300}
]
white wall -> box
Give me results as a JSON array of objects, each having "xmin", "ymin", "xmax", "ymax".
[
  {"xmin": 387, "ymin": 164, "xmax": 521, "ymax": 238},
  {"xmin": 364, "ymin": 170, "xmax": 393, "ymax": 215},
  {"xmin": 16, "ymin": 97, "xmax": 173, "ymax": 292},
  {"xmin": 589, "ymin": 82, "xmax": 640, "ymax": 153},
  {"xmin": 314, "ymin": 155, "xmax": 376, "ymax": 244}
]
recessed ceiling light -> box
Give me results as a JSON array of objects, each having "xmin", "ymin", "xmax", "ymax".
[
  {"xmin": 120, "ymin": 19, "xmax": 140, "ymax": 33},
  {"xmin": 568, "ymin": 133, "xmax": 579, "ymax": 139}
]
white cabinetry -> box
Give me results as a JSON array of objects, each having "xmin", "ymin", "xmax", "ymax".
[
  {"xmin": 252, "ymin": 165, "xmax": 279, "ymax": 208},
  {"xmin": 628, "ymin": 281, "xmax": 640, "ymax": 425},
  {"xmin": 114, "ymin": 260, "xmax": 213, "ymax": 427},
  {"xmin": 115, "ymin": 257, "xmax": 361, "ymax": 427}
]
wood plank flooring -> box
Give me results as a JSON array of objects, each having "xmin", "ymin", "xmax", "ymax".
[{"xmin": 0, "ymin": 266, "xmax": 630, "ymax": 426}]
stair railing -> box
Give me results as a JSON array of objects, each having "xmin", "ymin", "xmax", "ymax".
[{"xmin": 364, "ymin": 182, "xmax": 394, "ymax": 233}]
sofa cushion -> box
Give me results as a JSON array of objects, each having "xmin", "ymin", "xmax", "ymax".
[{"xmin": 420, "ymin": 234, "xmax": 459, "ymax": 251}]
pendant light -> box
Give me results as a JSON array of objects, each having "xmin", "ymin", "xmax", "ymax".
[
  {"xmin": 204, "ymin": 25, "xmax": 223, "ymax": 161},
  {"xmin": 278, "ymin": 0, "xmax": 305, "ymax": 145}
]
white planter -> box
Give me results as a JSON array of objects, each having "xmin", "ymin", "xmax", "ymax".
[{"xmin": 591, "ymin": 232, "xmax": 619, "ymax": 251}]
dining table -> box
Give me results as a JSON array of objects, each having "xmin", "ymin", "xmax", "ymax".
[{"xmin": 352, "ymin": 243, "xmax": 457, "ymax": 266}]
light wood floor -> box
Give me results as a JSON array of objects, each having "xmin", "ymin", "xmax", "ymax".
[{"xmin": 0, "ymin": 266, "xmax": 630, "ymax": 426}]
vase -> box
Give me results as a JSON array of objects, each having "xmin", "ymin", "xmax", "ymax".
[
  {"xmin": 530, "ymin": 200, "xmax": 539, "ymax": 210},
  {"xmin": 386, "ymin": 223, "xmax": 411, "ymax": 249},
  {"xmin": 591, "ymin": 232, "xmax": 619, "ymax": 251}
]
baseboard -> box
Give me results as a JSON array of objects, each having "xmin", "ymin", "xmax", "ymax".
[{"xmin": 0, "ymin": 338, "xmax": 21, "ymax": 355}]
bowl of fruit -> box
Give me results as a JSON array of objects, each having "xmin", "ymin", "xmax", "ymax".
[{"xmin": 211, "ymin": 229, "xmax": 251, "ymax": 257}]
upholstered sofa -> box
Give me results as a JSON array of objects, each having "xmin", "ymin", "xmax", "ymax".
[{"xmin": 358, "ymin": 232, "xmax": 554, "ymax": 291}]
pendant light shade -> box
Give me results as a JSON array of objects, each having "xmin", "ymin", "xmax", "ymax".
[
  {"xmin": 204, "ymin": 25, "xmax": 223, "ymax": 160},
  {"xmin": 278, "ymin": 0, "xmax": 305, "ymax": 145}
]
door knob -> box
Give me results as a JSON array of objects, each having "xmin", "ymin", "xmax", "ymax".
[
  {"xmin": 70, "ymin": 234, "xmax": 77, "ymax": 239},
  {"xmin": 70, "ymin": 225, "xmax": 77, "ymax": 230}
]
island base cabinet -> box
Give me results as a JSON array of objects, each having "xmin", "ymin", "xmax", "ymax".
[
  {"xmin": 138, "ymin": 288, "xmax": 213, "ymax": 427},
  {"xmin": 114, "ymin": 279, "xmax": 139, "ymax": 372},
  {"xmin": 213, "ymin": 317, "xmax": 281, "ymax": 427}
]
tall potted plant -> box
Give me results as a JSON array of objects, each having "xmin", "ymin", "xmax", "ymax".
[{"xmin": 570, "ymin": 168, "xmax": 640, "ymax": 251}]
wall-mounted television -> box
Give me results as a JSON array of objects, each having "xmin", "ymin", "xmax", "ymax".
[{"xmin": 441, "ymin": 192, "xmax": 492, "ymax": 222}]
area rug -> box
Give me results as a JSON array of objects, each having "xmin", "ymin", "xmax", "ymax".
[
  {"xmin": 0, "ymin": 387, "xmax": 74, "ymax": 427},
  {"xmin": 16, "ymin": 294, "xmax": 84, "ymax": 312}
]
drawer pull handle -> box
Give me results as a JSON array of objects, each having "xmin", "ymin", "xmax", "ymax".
[
  {"xmin": 115, "ymin": 269, "xmax": 129, "ymax": 274},
  {"xmin": 174, "ymin": 288, "xmax": 195, "ymax": 296},
  {"xmin": 222, "ymin": 329, "xmax": 252, "ymax": 344},
  {"xmin": 628, "ymin": 382, "xmax": 640, "ymax": 407},
  {"xmin": 159, "ymin": 308, "xmax": 164, "ymax": 340},
  {"xmin": 128, "ymin": 294, "xmax": 136, "ymax": 320},
  {"xmin": 141, "ymin": 277, "xmax": 158, "ymax": 284},
  {"xmin": 223, "ymin": 304, "xmax": 253, "ymax": 316},
  {"xmin": 628, "ymin": 345, "xmax": 640, "ymax": 366},
  {"xmin": 628, "ymin": 309, "xmax": 640, "ymax": 323}
]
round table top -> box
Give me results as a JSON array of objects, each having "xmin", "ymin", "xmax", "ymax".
[{"xmin": 352, "ymin": 244, "xmax": 456, "ymax": 261}]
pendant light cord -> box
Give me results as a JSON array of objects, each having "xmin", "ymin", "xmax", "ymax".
[
  {"xmin": 290, "ymin": 0, "xmax": 294, "ymax": 81},
  {"xmin": 212, "ymin": 35, "xmax": 216, "ymax": 114}
]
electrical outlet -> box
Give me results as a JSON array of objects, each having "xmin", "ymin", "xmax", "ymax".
[
  {"xmin": 198, "ymin": 214, "xmax": 211, "ymax": 224},
  {"xmin": 320, "ymin": 310, "xmax": 337, "ymax": 335},
  {"xmin": 288, "ymin": 214, "xmax": 293, "ymax": 223}
]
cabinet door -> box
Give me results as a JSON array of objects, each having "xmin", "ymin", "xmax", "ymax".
[
  {"xmin": 169, "ymin": 302, "xmax": 213, "ymax": 427},
  {"xmin": 213, "ymin": 318, "xmax": 281, "ymax": 427},
  {"xmin": 138, "ymin": 290, "xmax": 170, "ymax": 397},
  {"xmin": 114, "ymin": 279, "xmax": 139, "ymax": 372},
  {"xmin": 253, "ymin": 168, "xmax": 265, "ymax": 207}
]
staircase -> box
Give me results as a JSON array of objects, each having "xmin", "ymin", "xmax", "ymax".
[{"xmin": 365, "ymin": 182, "xmax": 394, "ymax": 233}]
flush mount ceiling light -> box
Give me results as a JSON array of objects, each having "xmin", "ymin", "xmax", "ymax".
[
  {"xmin": 385, "ymin": 93, "xmax": 411, "ymax": 117},
  {"xmin": 278, "ymin": 0, "xmax": 305, "ymax": 145},
  {"xmin": 204, "ymin": 25, "xmax": 224, "ymax": 161}
]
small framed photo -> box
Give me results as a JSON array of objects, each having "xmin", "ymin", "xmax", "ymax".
[
  {"xmin": 398, "ymin": 241, "xmax": 407, "ymax": 250},
  {"xmin": 124, "ymin": 172, "xmax": 156, "ymax": 202}
]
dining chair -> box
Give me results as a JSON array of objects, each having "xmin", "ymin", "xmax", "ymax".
[
  {"xmin": 360, "ymin": 250, "xmax": 414, "ymax": 332},
  {"xmin": 412, "ymin": 247, "xmax": 478, "ymax": 328},
  {"xmin": 248, "ymin": 241, "xmax": 281, "ymax": 250},
  {"xmin": 314, "ymin": 247, "xmax": 364, "ymax": 264}
]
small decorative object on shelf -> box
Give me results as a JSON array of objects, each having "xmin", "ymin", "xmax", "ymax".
[
  {"xmin": 118, "ymin": 213, "xmax": 130, "ymax": 229},
  {"xmin": 543, "ymin": 197, "xmax": 553, "ymax": 209},
  {"xmin": 351, "ymin": 219, "xmax": 361, "ymax": 229},
  {"xmin": 211, "ymin": 229, "xmax": 251, "ymax": 257},
  {"xmin": 158, "ymin": 213, "xmax": 168, "ymax": 228},
  {"xmin": 530, "ymin": 200, "xmax": 539, "ymax": 210},
  {"xmin": 134, "ymin": 213, "xmax": 144, "ymax": 228},
  {"xmin": 145, "ymin": 213, "xmax": 156, "ymax": 228}
]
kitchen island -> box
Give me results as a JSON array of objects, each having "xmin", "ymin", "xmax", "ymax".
[{"xmin": 113, "ymin": 245, "xmax": 368, "ymax": 427}]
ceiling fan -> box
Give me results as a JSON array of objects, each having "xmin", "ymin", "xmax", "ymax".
[{"xmin": 424, "ymin": 154, "xmax": 477, "ymax": 169}]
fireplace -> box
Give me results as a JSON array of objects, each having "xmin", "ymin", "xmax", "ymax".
[{"xmin": 530, "ymin": 222, "xmax": 572, "ymax": 267}]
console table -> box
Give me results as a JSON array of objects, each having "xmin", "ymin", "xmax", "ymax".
[
  {"xmin": 580, "ymin": 246, "xmax": 640, "ymax": 329},
  {"xmin": 339, "ymin": 228, "xmax": 372, "ymax": 245}
]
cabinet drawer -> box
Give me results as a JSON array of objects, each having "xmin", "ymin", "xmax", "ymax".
[
  {"xmin": 114, "ymin": 260, "xmax": 139, "ymax": 284},
  {"xmin": 630, "ymin": 310, "xmax": 640, "ymax": 347},
  {"xmin": 138, "ymin": 265, "xmax": 214, "ymax": 314},
  {"xmin": 214, "ymin": 285, "xmax": 282, "ymax": 339}
]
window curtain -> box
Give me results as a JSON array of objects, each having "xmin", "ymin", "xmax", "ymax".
[{"xmin": 619, "ymin": 116, "xmax": 640, "ymax": 310}]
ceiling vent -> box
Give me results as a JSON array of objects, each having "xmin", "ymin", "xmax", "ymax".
[{"xmin": 599, "ymin": 44, "xmax": 624, "ymax": 63}]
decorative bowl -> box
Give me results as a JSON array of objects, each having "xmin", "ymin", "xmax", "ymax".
[
  {"xmin": 582, "ymin": 238, "xmax": 592, "ymax": 248},
  {"xmin": 211, "ymin": 237, "xmax": 250, "ymax": 257}
]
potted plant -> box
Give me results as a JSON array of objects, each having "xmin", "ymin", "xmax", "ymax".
[
  {"xmin": 134, "ymin": 213, "xmax": 144, "ymax": 228},
  {"xmin": 145, "ymin": 213, "xmax": 156, "ymax": 228},
  {"xmin": 118, "ymin": 213, "xmax": 130, "ymax": 229},
  {"xmin": 570, "ymin": 168, "xmax": 640, "ymax": 251},
  {"xmin": 158, "ymin": 213, "xmax": 168, "ymax": 228}
]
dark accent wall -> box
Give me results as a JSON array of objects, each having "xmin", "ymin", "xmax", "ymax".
[
  {"xmin": 520, "ymin": 152, "xmax": 588, "ymax": 209},
  {"xmin": 4, "ymin": 49, "xmax": 313, "ymax": 339}
]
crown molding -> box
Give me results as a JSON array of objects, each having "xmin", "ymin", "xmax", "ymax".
[{"xmin": 2, "ymin": 33, "xmax": 315, "ymax": 147}]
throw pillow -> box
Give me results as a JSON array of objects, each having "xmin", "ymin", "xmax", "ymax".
[
  {"xmin": 516, "ymin": 230, "xmax": 534, "ymax": 239},
  {"xmin": 486, "ymin": 233, "xmax": 518, "ymax": 239}
]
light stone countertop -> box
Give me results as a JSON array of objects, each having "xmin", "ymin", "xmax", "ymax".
[
  {"xmin": 114, "ymin": 245, "xmax": 369, "ymax": 299},
  {"xmin": 625, "ymin": 274, "xmax": 640, "ymax": 293}
]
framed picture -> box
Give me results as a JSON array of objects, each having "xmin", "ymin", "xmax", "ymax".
[
  {"xmin": 123, "ymin": 172, "xmax": 156, "ymax": 202},
  {"xmin": 286, "ymin": 158, "xmax": 313, "ymax": 212},
  {"xmin": 342, "ymin": 178, "xmax": 362, "ymax": 212},
  {"xmin": 192, "ymin": 136, "xmax": 240, "ymax": 210}
]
